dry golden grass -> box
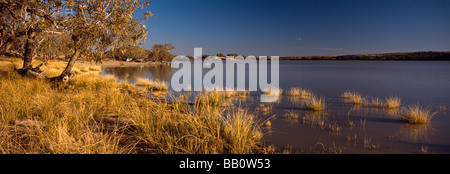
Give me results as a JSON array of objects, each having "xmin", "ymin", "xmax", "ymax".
[
  {"xmin": 386, "ymin": 96, "xmax": 401, "ymax": 109},
  {"xmin": 342, "ymin": 91, "xmax": 364, "ymax": 105},
  {"xmin": 135, "ymin": 77, "xmax": 154, "ymax": 86},
  {"xmin": 365, "ymin": 97, "xmax": 384, "ymax": 108},
  {"xmin": 287, "ymin": 87, "xmax": 313, "ymax": 100},
  {"xmin": 222, "ymin": 109, "xmax": 263, "ymax": 153},
  {"xmin": 257, "ymin": 104, "xmax": 273, "ymax": 113},
  {"xmin": 300, "ymin": 89, "xmax": 313, "ymax": 99},
  {"xmin": 0, "ymin": 67, "xmax": 267, "ymax": 154},
  {"xmin": 401, "ymin": 105, "xmax": 435, "ymax": 124},
  {"xmin": 135, "ymin": 77, "xmax": 168, "ymax": 91},
  {"xmin": 288, "ymin": 88, "xmax": 301, "ymax": 96},
  {"xmin": 238, "ymin": 90, "xmax": 250, "ymax": 99},
  {"xmin": 306, "ymin": 96, "xmax": 326, "ymax": 111},
  {"xmin": 0, "ymin": 72, "xmax": 126, "ymax": 154},
  {"xmin": 225, "ymin": 88, "xmax": 239, "ymax": 98},
  {"xmin": 0, "ymin": 56, "xmax": 102, "ymax": 78},
  {"xmin": 264, "ymin": 87, "xmax": 282, "ymax": 96},
  {"xmin": 88, "ymin": 66, "xmax": 102, "ymax": 71},
  {"xmin": 44, "ymin": 68, "xmax": 63, "ymax": 78},
  {"xmin": 194, "ymin": 91, "xmax": 224, "ymax": 115},
  {"xmin": 283, "ymin": 110, "xmax": 299, "ymax": 119}
]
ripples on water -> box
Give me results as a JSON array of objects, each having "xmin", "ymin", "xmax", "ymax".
[{"xmin": 102, "ymin": 61, "xmax": 450, "ymax": 154}]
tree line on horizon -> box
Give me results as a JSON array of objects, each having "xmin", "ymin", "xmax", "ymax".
[{"xmin": 280, "ymin": 51, "xmax": 450, "ymax": 61}]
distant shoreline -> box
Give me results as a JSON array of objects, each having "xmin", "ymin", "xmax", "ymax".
[
  {"xmin": 75, "ymin": 51, "xmax": 450, "ymax": 68},
  {"xmin": 279, "ymin": 51, "xmax": 450, "ymax": 61},
  {"xmin": 76, "ymin": 60, "xmax": 169, "ymax": 68}
]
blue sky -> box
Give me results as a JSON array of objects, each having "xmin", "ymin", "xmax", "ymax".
[{"xmin": 140, "ymin": 0, "xmax": 450, "ymax": 56}]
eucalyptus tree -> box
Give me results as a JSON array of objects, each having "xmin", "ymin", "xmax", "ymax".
[
  {"xmin": 149, "ymin": 43, "xmax": 174, "ymax": 62},
  {"xmin": 0, "ymin": 0, "xmax": 153, "ymax": 81}
]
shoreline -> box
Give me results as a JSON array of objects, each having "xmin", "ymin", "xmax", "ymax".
[{"xmin": 76, "ymin": 60, "xmax": 170, "ymax": 68}]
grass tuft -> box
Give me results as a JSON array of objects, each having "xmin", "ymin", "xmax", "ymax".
[
  {"xmin": 386, "ymin": 96, "xmax": 401, "ymax": 109},
  {"xmin": 283, "ymin": 110, "xmax": 299, "ymax": 119},
  {"xmin": 135, "ymin": 77, "xmax": 168, "ymax": 91},
  {"xmin": 306, "ymin": 96, "xmax": 326, "ymax": 111},
  {"xmin": 365, "ymin": 97, "xmax": 384, "ymax": 108},
  {"xmin": 342, "ymin": 91, "xmax": 364, "ymax": 105},
  {"xmin": 401, "ymin": 105, "xmax": 435, "ymax": 124},
  {"xmin": 288, "ymin": 88, "xmax": 301, "ymax": 96}
]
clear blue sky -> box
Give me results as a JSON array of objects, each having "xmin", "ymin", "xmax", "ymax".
[{"xmin": 140, "ymin": 0, "xmax": 450, "ymax": 56}]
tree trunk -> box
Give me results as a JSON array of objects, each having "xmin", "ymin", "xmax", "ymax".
[
  {"xmin": 50, "ymin": 46, "xmax": 79, "ymax": 82},
  {"xmin": 17, "ymin": 31, "xmax": 46, "ymax": 79},
  {"xmin": 62, "ymin": 47, "xmax": 80, "ymax": 75},
  {"xmin": 22, "ymin": 32, "xmax": 36, "ymax": 70}
]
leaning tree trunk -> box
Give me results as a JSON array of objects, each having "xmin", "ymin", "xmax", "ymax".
[{"xmin": 50, "ymin": 47, "xmax": 79, "ymax": 82}]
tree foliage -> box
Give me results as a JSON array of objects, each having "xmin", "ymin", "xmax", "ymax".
[
  {"xmin": 0, "ymin": 0, "xmax": 153, "ymax": 81},
  {"xmin": 148, "ymin": 43, "xmax": 174, "ymax": 62}
]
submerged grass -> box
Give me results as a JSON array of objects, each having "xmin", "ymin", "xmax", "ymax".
[{"xmin": 0, "ymin": 59, "xmax": 268, "ymax": 154}]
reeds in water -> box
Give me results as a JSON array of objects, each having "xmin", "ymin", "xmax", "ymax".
[
  {"xmin": 401, "ymin": 105, "xmax": 435, "ymax": 124},
  {"xmin": 306, "ymin": 96, "xmax": 326, "ymax": 111}
]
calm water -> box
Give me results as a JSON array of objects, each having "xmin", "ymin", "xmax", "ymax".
[{"xmin": 102, "ymin": 61, "xmax": 450, "ymax": 154}]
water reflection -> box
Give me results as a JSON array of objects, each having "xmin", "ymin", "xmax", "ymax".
[
  {"xmin": 102, "ymin": 64, "xmax": 172, "ymax": 83},
  {"xmin": 397, "ymin": 124, "xmax": 433, "ymax": 143},
  {"xmin": 100, "ymin": 61, "xmax": 450, "ymax": 153},
  {"xmin": 386, "ymin": 109, "xmax": 400, "ymax": 119},
  {"xmin": 302, "ymin": 111, "xmax": 327, "ymax": 130}
]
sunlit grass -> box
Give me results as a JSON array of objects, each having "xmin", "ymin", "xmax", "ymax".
[
  {"xmin": 283, "ymin": 110, "xmax": 299, "ymax": 119},
  {"xmin": 300, "ymin": 89, "xmax": 313, "ymax": 99},
  {"xmin": 257, "ymin": 104, "xmax": 272, "ymax": 113},
  {"xmin": 238, "ymin": 90, "xmax": 250, "ymax": 99},
  {"xmin": 0, "ymin": 57, "xmax": 102, "ymax": 78},
  {"xmin": 287, "ymin": 87, "xmax": 313, "ymax": 100},
  {"xmin": 0, "ymin": 71, "xmax": 128, "ymax": 154},
  {"xmin": 194, "ymin": 91, "xmax": 224, "ymax": 114},
  {"xmin": 223, "ymin": 109, "xmax": 263, "ymax": 153},
  {"xmin": 342, "ymin": 91, "xmax": 364, "ymax": 105},
  {"xmin": 225, "ymin": 88, "xmax": 239, "ymax": 98},
  {"xmin": 135, "ymin": 77, "xmax": 168, "ymax": 91},
  {"xmin": 386, "ymin": 96, "xmax": 401, "ymax": 109},
  {"xmin": 401, "ymin": 105, "xmax": 435, "ymax": 124},
  {"xmin": 288, "ymin": 87, "xmax": 301, "ymax": 96},
  {"xmin": 365, "ymin": 97, "xmax": 384, "ymax": 108},
  {"xmin": 0, "ymin": 68, "xmax": 268, "ymax": 154},
  {"xmin": 88, "ymin": 66, "xmax": 102, "ymax": 71},
  {"xmin": 306, "ymin": 95, "xmax": 326, "ymax": 112},
  {"xmin": 264, "ymin": 87, "xmax": 282, "ymax": 96}
]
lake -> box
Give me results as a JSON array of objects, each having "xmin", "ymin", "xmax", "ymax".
[{"xmin": 102, "ymin": 60, "xmax": 450, "ymax": 154}]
